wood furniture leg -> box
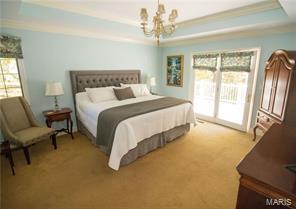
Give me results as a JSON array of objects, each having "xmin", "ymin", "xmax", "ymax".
[
  {"xmin": 1, "ymin": 141, "xmax": 15, "ymax": 176},
  {"xmin": 51, "ymin": 134, "xmax": 57, "ymax": 149},
  {"xmin": 7, "ymin": 148, "xmax": 15, "ymax": 175},
  {"xmin": 66, "ymin": 118, "xmax": 74, "ymax": 139},
  {"xmin": 70, "ymin": 118, "xmax": 73, "ymax": 139},
  {"xmin": 253, "ymin": 125, "xmax": 258, "ymax": 141},
  {"xmin": 66, "ymin": 118, "xmax": 69, "ymax": 131},
  {"xmin": 23, "ymin": 147, "xmax": 31, "ymax": 165}
]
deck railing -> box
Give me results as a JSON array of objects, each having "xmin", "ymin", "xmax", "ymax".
[{"xmin": 194, "ymin": 81, "xmax": 247, "ymax": 104}]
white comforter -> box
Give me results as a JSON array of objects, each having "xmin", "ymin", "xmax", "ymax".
[{"xmin": 76, "ymin": 94, "xmax": 196, "ymax": 170}]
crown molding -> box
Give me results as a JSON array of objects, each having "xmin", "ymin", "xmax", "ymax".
[
  {"xmin": 21, "ymin": 0, "xmax": 139, "ymax": 27},
  {"xmin": 160, "ymin": 22, "xmax": 296, "ymax": 47},
  {"xmin": 22, "ymin": 0, "xmax": 281, "ymax": 30},
  {"xmin": 1, "ymin": 19, "xmax": 156, "ymax": 46},
  {"xmin": 176, "ymin": 0, "xmax": 281, "ymax": 28},
  {"xmin": 2, "ymin": 18, "xmax": 294, "ymax": 49}
]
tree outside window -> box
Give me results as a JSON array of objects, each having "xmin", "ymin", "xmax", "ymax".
[{"xmin": 0, "ymin": 58, "xmax": 23, "ymax": 99}]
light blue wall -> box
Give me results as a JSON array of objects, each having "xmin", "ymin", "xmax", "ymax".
[
  {"xmin": 160, "ymin": 32, "xmax": 296, "ymax": 128},
  {"xmin": 1, "ymin": 28, "xmax": 295, "ymax": 137},
  {"xmin": 1, "ymin": 1, "xmax": 143, "ymax": 38},
  {"xmin": 1, "ymin": 28, "xmax": 159, "ymax": 130}
]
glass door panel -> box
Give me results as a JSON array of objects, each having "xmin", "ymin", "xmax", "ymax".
[
  {"xmin": 193, "ymin": 50, "xmax": 257, "ymax": 131},
  {"xmin": 217, "ymin": 71, "xmax": 249, "ymax": 124},
  {"xmin": 194, "ymin": 70, "xmax": 216, "ymax": 117}
]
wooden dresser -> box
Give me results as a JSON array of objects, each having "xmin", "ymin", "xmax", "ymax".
[
  {"xmin": 253, "ymin": 50, "xmax": 296, "ymax": 140},
  {"xmin": 236, "ymin": 124, "xmax": 296, "ymax": 209}
]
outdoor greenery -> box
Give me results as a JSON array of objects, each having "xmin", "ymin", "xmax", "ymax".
[
  {"xmin": 0, "ymin": 58, "xmax": 23, "ymax": 99},
  {"xmin": 195, "ymin": 70, "xmax": 248, "ymax": 84}
]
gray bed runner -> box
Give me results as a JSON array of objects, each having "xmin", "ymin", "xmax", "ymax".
[{"xmin": 96, "ymin": 97, "xmax": 190, "ymax": 154}]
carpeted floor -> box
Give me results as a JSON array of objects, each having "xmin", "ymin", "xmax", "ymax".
[{"xmin": 1, "ymin": 122, "xmax": 255, "ymax": 209}]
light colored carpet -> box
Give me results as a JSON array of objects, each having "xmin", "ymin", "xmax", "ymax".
[{"xmin": 1, "ymin": 122, "xmax": 254, "ymax": 209}]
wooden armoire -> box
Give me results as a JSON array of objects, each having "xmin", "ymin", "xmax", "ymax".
[{"xmin": 253, "ymin": 49, "xmax": 296, "ymax": 140}]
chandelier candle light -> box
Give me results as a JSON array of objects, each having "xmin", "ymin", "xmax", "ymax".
[{"xmin": 140, "ymin": 0, "xmax": 178, "ymax": 45}]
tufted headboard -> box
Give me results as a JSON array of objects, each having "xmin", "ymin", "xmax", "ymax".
[{"xmin": 69, "ymin": 70, "xmax": 141, "ymax": 105}]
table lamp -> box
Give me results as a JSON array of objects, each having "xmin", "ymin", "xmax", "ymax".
[
  {"xmin": 149, "ymin": 77, "xmax": 156, "ymax": 93},
  {"xmin": 45, "ymin": 82, "xmax": 64, "ymax": 111}
]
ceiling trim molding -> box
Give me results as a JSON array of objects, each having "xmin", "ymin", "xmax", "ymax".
[
  {"xmin": 2, "ymin": 18, "xmax": 294, "ymax": 48},
  {"xmin": 160, "ymin": 22, "xmax": 296, "ymax": 47},
  {"xmin": 1, "ymin": 19, "xmax": 156, "ymax": 46},
  {"xmin": 177, "ymin": 0, "xmax": 282, "ymax": 28},
  {"xmin": 22, "ymin": 0, "xmax": 282, "ymax": 29},
  {"xmin": 22, "ymin": 0, "xmax": 139, "ymax": 27}
]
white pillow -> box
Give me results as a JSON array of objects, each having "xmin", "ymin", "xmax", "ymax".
[
  {"xmin": 76, "ymin": 92, "xmax": 91, "ymax": 104},
  {"xmin": 120, "ymin": 83, "xmax": 150, "ymax": 97},
  {"xmin": 75, "ymin": 92, "xmax": 91, "ymax": 111},
  {"xmin": 85, "ymin": 86, "xmax": 117, "ymax": 103}
]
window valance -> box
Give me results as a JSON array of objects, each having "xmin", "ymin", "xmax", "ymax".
[
  {"xmin": 0, "ymin": 35, "xmax": 23, "ymax": 59},
  {"xmin": 221, "ymin": 51, "xmax": 254, "ymax": 72},
  {"xmin": 193, "ymin": 53, "xmax": 219, "ymax": 71}
]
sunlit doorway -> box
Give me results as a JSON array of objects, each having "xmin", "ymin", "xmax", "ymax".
[{"xmin": 192, "ymin": 50, "xmax": 259, "ymax": 131}]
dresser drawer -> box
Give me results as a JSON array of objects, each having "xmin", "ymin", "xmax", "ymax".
[{"xmin": 47, "ymin": 113, "xmax": 69, "ymax": 122}]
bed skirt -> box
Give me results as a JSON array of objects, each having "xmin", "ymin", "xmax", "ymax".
[{"xmin": 77, "ymin": 119, "xmax": 190, "ymax": 166}]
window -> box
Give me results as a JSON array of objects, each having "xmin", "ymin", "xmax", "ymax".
[
  {"xmin": 0, "ymin": 35, "xmax": 28, "ymax": 100},
  {"xmin": 0, "ymin": 58, "xmax": 23, "ymax": 99}
]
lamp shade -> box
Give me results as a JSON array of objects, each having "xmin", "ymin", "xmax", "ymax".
[
  {"xmin": 140, "ymin": 8, "xmax": 148, "ymax": 21},
  {"xmin": 150, "ymin": 77, "xmax": 156, "ymax": 86},
  {"xmin": 171, "ymin": 9, "xmax": 178, "ymax": 18},
  {"xmin": 45, "ymin": 82, "xmax": 64, "ymax": 96},
  {"xmin": 158, "ymin": 4, "xmax": 165, "ymax": 14}
]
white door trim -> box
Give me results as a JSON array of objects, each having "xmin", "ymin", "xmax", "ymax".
[{"xmin": 189, "ymin": 47, "xmax": 261, "ymax": 132}]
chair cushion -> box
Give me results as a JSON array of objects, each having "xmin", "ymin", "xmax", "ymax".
[
  {"xmin": 15, "ymin": 127, "xmax": 55, "ymax": 146},
  {"xmin": 1, "ymin": 97, "xmax": 31, "ymax": 132}
]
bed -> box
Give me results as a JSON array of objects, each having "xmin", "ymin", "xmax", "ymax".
[{"xmin": 70, "ymin": 70, "xmax": 195, "ymax": 170}]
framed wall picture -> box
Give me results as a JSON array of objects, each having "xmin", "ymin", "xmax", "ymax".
[{"xmin": 167, "ymin": 55, "xmax": 184, "ymax": 87}]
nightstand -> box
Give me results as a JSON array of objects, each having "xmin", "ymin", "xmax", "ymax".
[{"xmin": 42, "ymin": 107, "xmax": 74, "ymax": 139}]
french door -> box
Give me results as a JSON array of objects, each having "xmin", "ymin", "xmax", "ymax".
[{"xmin": 192, "ymin": 50, "xmax": 258, "ymax": 131}]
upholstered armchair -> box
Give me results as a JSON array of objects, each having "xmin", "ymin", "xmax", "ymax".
[{"xmin": 0, "ymin": 97, "xmax": 56, "ymax": 164}]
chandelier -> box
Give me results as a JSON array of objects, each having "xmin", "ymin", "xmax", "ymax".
[{"xmin": 140, "ymin": 0, "xmax": 178, "ymax": 45}]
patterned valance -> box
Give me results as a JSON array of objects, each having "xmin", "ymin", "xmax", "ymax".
[
  {"xmin": 0, "ymin": 35, "xmax": 23, "ymax": 58},
  {"xmin": 193, "ymin": 53, "xmax": 219, "ymax": 71},
  {"xmin": 221, "ymin": 51, "xmax": 254, "ymax": 72}
]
